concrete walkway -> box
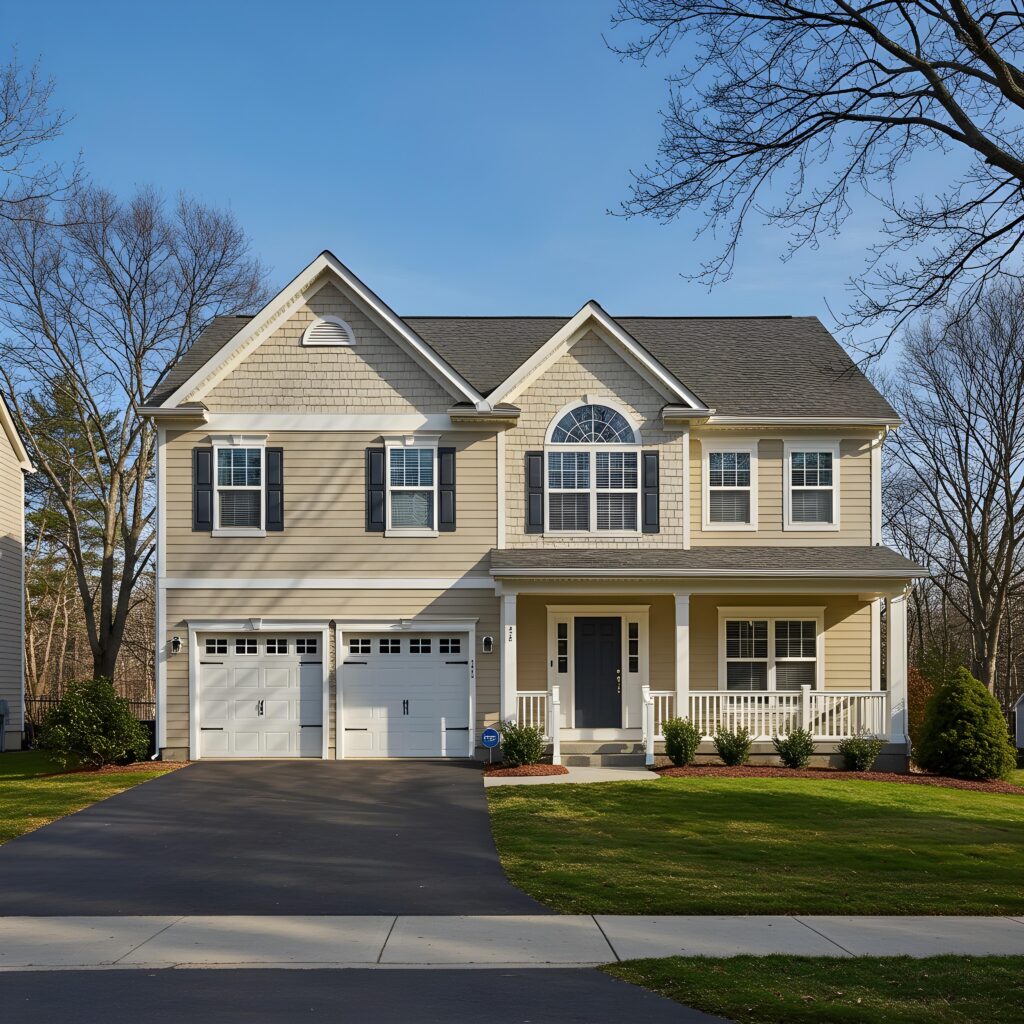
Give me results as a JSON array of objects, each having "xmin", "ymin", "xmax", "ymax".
[
  {"xmin": 483, "ymin": 766, "xmax": 660, "ymax": 786},
  {"xmin": 2, "ymin": 915, "xmax": 1022, "ymax": 969}
]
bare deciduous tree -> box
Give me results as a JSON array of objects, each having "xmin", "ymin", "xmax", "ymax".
[
  {"xmin": 884, "ymin": 283, "xmax": 1024, "ymax": 695},
  {"xmin": 0, "ymin": 54, "xmax": 75, "ymax": 223},
  {"xmin": 0, "ymin": 187, "xmax": 269, "ymax": 678},
  {"xmin": 612, "ymin": 1, "xmax": 1024, "ymax": 344}
]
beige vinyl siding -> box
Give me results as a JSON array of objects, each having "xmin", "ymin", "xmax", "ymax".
[
  {"xmin": 689, "ymin": 593, "xmax": 872, "ymax": 691},
  {"xmin": 163, "ymin": 588, "xmax": 499, "ymax": 756},
  {"xmin": 690, "ymin": 431, "xmax": 875, "ymax": 545},
  {"xmin": 0, "ymin": 432, "xmax": 23, "ymax": 741},
  {"xmin": 516, "ymin": 593, "xmax": 676, "ymax": 691},
  {"xmin": 504, "ymin": 330, "xmax": 686, "ymax": 548},
  {"xmin": 202, "ymin": 281, "xmax": 454, "ymax": 414},
  {"xmin": 165, "ymin": 429, "xmax": 496, "ymax": 578}
]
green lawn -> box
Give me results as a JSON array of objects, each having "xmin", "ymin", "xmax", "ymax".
[
  {"xmin": 0, "ymin": 749, "xmax": 179, "ymax": 845},
  {"xmin": 1010, "ymin": 768, "xmax": 1024, "ymax": 786},
  {"xmin": 603, "ymin": 955, "xmax": 1024, "ymax": 1024},
  {"xmin": 487, "ymin": 776, "xmax": 1024, "ymax": 915}
]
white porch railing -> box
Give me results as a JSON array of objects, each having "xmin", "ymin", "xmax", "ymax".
[
  {"xmin": 686, "ymin": 688, "xmax": 888, "ymax": 741},
  {"xmin": 517, "ymin": 692, "xmax": 548, "ymax": 735},
  {"xmin": 652, "ymin": 692, "xmax": 676, "ymax": 737}
]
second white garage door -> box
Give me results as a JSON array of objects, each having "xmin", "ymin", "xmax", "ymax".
[{"xmin": 341, "ymin": 632, "xmax": 470, "ymax": 757}]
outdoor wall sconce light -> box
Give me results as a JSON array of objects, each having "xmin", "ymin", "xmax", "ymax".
[
  {"xmin": 482, "ymin": 635, "xmax": 494, "ymax": 654},
  {"xmin": 170, "ymin": 636, "xmax": 182, "ymax": 655}
]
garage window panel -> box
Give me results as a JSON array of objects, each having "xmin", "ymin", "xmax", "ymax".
[
  {"xmin": 235, "ymin": 637, "xmax": 257, "ymax": 655},
  {"xmin": 266, "ymin": 638, "xmax": 289, "ymax": 654},
  {"xmin": 348, "ymin": 638, "xmax": 370, "ymax": 655},
  {"xmin": 297, "ymin": 638, "xmax": 318, "ymax": 655},
  {"xmin": 379, "ymin": 637, "xmax": 401, "ymax": 654},
  {"xmin": 205, "ymin": 638, "xmax": 227, "ymax": 655},
  {"xmin": 410, "ymin": 637, "xmax": 432, "ymax": 654},
  {"xmin": 439, "ymin": 637, "xmax": 461, "ymax": 654}
]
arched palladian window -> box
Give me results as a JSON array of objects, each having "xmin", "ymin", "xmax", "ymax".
[{"xmin": 545, "ymin": 402, "xmax": 641, "ymax": 533}]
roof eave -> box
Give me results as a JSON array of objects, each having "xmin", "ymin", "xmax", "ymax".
[{"xmin": 489, "ymin": 567, "xmax": 930, "ymax": 579}]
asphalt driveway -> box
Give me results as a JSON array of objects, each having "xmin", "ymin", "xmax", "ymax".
[{"xmin": 0, "ymin": 760, "xmax": 546, "ymax": 915}]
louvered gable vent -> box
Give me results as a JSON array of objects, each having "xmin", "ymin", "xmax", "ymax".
[{"xmin": 301, "ymin": 316, "xmax": 356, "ymax": 347}]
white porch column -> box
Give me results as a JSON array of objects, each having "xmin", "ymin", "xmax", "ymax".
[
  {"xmin": 674, "ymin": 591, "xmax": 691, "ymax": 721},
  {"xmin": 500, "ymin": 591, "xmax": 518, "ymax": 722},
  {"xmin": 886, "ymin": 590, "xmax": 909, "ymax": 744}
]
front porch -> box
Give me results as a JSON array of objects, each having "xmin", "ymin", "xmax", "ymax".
[{"xmin": 496, "ymin": 579, "xmax": 912, "ymax": 770}]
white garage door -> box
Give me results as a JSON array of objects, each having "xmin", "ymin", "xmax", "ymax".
[
  {"xmin": 198, "ymin": 634, "xmax": 323, "ymax": 758},
  {"xmin": 342, "ymin": 632, "xmax": 470, "ymax": 757}
]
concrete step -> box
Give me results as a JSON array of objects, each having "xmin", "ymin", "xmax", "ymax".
[
  {"xmin": 559, "ymin": 742, "xmax": 646, "ymax": 755},
  {"xmin": 560, "ymin": 752, "xmax": 648, "ymax": 768}
]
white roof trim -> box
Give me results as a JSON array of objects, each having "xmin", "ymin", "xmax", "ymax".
[
  {"xmin": 159, "ymin": 251, "xmax": 485, "ymax": 409},
  {"xmin": 487, "ymin": 301, "xmax": 711, "ymax": 410},
  {"xmin": 489, "ymin": 566, "xmax": 929, "ymax": 579},
  {"xmin": 0, "ymin": 396, "xmax": 33, "ymax": 471}
]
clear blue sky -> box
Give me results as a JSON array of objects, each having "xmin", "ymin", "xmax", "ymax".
[{"xmin": 6, "ymin": 0, "xmax": 877, "ymax": 322}]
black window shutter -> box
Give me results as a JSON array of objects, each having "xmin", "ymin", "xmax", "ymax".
[
  {"xmin": 438, "ymin": 447, "xmax": 456, "ymax": 532},
  {"xmin": 265, "ymin": 447, "xmax": 284, "ymax": 531},
  {"xmin": 525, "ymin": 451, "xmax": 544, "ymax": 533},
  {"xmin": 365, "ymin": 447, "xmax": 385, "ymax": 532},
  {"xmin": 642, "ymin": 451, "xmax": 660, "ymax": 533},
  {"xmin": 193, "ymin": 447, "xmax": 213, "ymax": 532}
]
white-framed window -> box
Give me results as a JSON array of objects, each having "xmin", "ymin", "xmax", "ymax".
[
  {"xmin": 718, "ymin": 607, "xmax": 824, "ymax": 691},
  {"xmin": 348, "ymin": 638, "xmax": 370, "ymax": 655},
  {"xmin": 384, "ymin": 436, "xmax": 439, "ymax": 535},
  {"xmin": 410, "ymin": 637, "xmax": 432, "ymax": 654},
  {"xmin": 378, "ymin": 637, "xmax": 401, "ymax": 654},
  {"xmin": 296, "ymin": 637, "xmax": 318, "ymax": 655},
  {"xmin": 439, "ymin": 637, "xmax": 461, "ymax": 654},
  {"xmin": 544, "ymin": 402, "xmax": 641, "ymax": 534},
  {"xmin": 702, "ymin": 441, "xmax": 757, "ymax": 530},
  {"xmin": 211, "ymin": 435, "xmax": 267, "ymax": 536},
  {"xmin": 301, "ymin": 315, "xmax": 356, "ymax": 347},
  {"xmin": 266, "ymin": 638, "xmax": 289, "ymax": 654},
  {"xmin": 205, "ymin": 638, "xmax": 227, "ymax": 655},
  {"xmin": 235, "ymin": 637, "xmax": 258, "ymax": 655},
  {"xmin": 784, "ymin": 441, "xmax": 840, "ymax": 530}
]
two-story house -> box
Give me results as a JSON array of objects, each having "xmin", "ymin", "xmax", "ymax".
[{"xmin": 142, "ymin": 251, "xmax": 926, "ymax": 769}]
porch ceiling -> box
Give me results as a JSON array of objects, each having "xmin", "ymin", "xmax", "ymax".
[{"xmin": 489, "ymin": 545, "xmax": 928, "ymax": 579}]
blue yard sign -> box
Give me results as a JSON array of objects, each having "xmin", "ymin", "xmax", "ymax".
[{"xmin": 481, "ymin": 728, "xmax": 500, "ymax": 748}]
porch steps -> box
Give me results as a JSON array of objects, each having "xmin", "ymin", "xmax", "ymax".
[{"xmin": 557, "ymin": 742, "xmax": 647, "ymax": 768}]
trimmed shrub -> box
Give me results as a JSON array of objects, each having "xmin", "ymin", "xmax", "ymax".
[
  {"xmin": 39, "ymin": 678, "xmax": 149, "ymax": 769},
  {"xmin": 662, "ymin": 717, "xmax": 702, "ymax": 767},
  {"xmin": 838, "ymin": 734, "xmax": 884, "ymax": 772},
  {"xmin": 499, "ymin": 720, "xmax": 546, "ymax": 767},
  {"xmin": 907, "ymin": 666, "xmax": 935, "ymax": 751},
  {"xmin": 773, "ymin": 728, "xmax": 815, "ymax": 769},
  {"xmin": 713, "ymin": 726, "xmax": 752, "ymax": 766},
  {"xmin": 915, "ymin": 667, "xmax": 1016, "ymax": 780}
]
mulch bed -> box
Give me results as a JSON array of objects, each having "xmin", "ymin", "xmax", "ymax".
[
  {"xmin": 55, "ymin": 760, "xmax": 188, "ymax": 777},
  {"xmin": 654, "ymin": 763, "xmax": 1024, "ymax": 794},
  {"xmin": 484, "ymin": 763, "xmax": 570, "ymax": 777}
]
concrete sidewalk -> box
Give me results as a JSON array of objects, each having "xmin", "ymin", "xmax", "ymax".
[
  {"xmin": 2, "ymin": 915, "xmax": 1022, "ymax": 969},
  {"xmin": 483, "ymin": 766, "xmax": 660, "ymax": 786}
]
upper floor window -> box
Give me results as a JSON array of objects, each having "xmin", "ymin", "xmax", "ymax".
[
  {"xmin": 702, "ymin": 441, "xmax": 757, "ymax": 530},
  {"xmin": 784, "ymin": 442, "xmax": 840, "ymax": 530},
  {"xmin": 388, "ymin": 445, "xmax": 436, "ymax": 531},
  {"xmin": 215, "ymin": 444, "xmax": 264, "ymax": 531},
  {"xmin": 545, "ymin": 402, "xmax": 641, "ymax": 533}
]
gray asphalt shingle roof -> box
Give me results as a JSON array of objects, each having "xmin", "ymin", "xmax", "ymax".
[
  {"xmin": 146, "ymin": 311, "xmax": 898, "ymax": 420},
  {"xmin": 489, "ymin": 545, "xmax": 927, "ymax": 576}
]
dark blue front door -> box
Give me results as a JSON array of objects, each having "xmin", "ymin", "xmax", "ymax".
[{"xmin": 574, "ymin": 617, "xmax": 622, "ymax": 727}]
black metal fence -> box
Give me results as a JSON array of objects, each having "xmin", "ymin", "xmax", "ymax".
[{"xmin": 24, "ymin": 696, "xmax": 155, "ymax": 726}]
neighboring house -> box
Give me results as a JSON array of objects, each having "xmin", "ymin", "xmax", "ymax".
[
  {"xmin": 142, "ymin": 251, "xmax": 927, "ymax": 768},
  {"xmin": 0, "ymin": 395, "xmax": 32, "ymax": 752}
]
